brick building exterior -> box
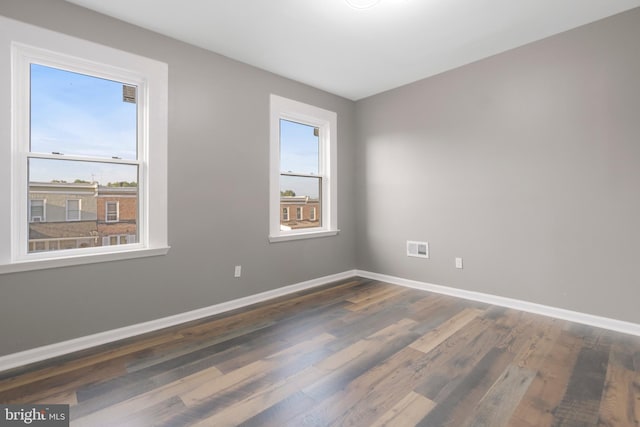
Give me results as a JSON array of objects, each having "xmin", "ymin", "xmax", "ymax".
[
  {"xmin": 97, "ymin": 186, "xmax": 138, "ymax": 246},
  {"xmin": 28, "ymin": 182, "xmax": 137, "ymax": 252},
  {"xmin": 280, "ymin": 196, "xmax": 320, "ymax": 230}
]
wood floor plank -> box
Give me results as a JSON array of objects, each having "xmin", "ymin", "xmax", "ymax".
[
  {"xmin": 552, "ymin": 336, "xmax": 611, "ymax": 426},
  {"xmin": 597, "ymin": 340, "xmax": 640, "ymax": 427},
  {"xmin": 508, "ymin": 329, "xmax": 584, "ymax": 427},
  {"xmin": 300, "ymin": 317, "xmax": 420, "ymax": 406},
  {"xmin": 0, "ymin": 333, "xmax": 180, "ymax": 393},
  {"xmin": 190, "ymin": 366, "xmax": 326, "ymax": 427},
  {"xmin": 370, "ymin": 391, "xmax": 436, "ymax": 427},
  {"xmin": 463, "ymin": 364, "xmax": 537, "ymax": 427},
  {"xmin": 239, "ymin": 390, "xmax": 317, "ymax": 427},
  {"xmin": 409, "ymin": 307, "xmax": 483, "ymax": 354},
  {"xmin": 180, "ymin": 332, "xmax": 334, "ymax": 407},
  {"xmin": 0, "ymin": 359, "xmax": 127, "ymax": 404},
  {"xmin": 71, "ymin": 366, "xmax": 222, "ymax": 427}
]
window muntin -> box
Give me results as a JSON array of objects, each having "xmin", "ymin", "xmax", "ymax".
[{"xmin": 269, "ymin": 95, "xmax": 337, "ymax": 242}]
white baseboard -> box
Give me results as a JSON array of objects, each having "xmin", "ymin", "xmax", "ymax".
[
  {"xmin": 0, "ymin": 270, "xmax": 358, "ymax": 373},
  {"xmin": 356, "ymin": 270, "xmax": 640, "ymax": 337}
]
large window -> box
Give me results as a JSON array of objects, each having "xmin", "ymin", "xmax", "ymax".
[
  {"xmin": 0, "ymin": 17, "xmax": 168, "ymax": 273},
  {"xmin": 269, "ymin": 95, "xmax": 338, "ymax": 242}
]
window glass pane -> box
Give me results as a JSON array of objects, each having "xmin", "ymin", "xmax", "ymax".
[
  {"xmin": 28, "ymin": 158, "xmax": 138, "ymax": 253},
  {"xmin": 30, "ymin": 64, "xmax": 137, "ymax": 159},
  {"xmin": 280, "ymin": 175, "xmax": 321, "ymax": 230},
  {"xmin": 280, "ymin": 119, "xmax": 319, "ymax": 175}
]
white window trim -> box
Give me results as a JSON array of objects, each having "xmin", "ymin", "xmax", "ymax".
[
  {"xmin": 106, "ymin": 201, "xmax": 119, "ymax": 223},
  {"xmin": 296, "ymin": 206, "xmax": 303, "ymax": 220},
  {"xmin": 282, "ymin": 207, "xmax": 290, "ymax": 222},
  {"xmin": 269, "ymin": 94, "xmax": 338, "ymax": 243},
  {"xmin": 310, "ymin": 207, "xmax": 316, "ymax": 221},
  {"xmin": 0, "ymin": 16, "xmax": 169, "ymax": 274},
  {"xmin": 66, "ymin": 199, "xmax": 82, "ymax": 221}
]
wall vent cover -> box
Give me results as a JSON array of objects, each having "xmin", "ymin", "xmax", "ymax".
[{"xmin": 407, "ymin": 240, "xmax": 429, "ymax": 258}]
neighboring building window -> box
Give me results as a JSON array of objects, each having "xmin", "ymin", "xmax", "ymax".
[
  {"xmin": 103, "ymin": 234, "xmax": 135, "ymax": 246},
  {"xmin": 282, "ymin": 207, "xmax": 290, "ymax": 222},
  {"xmin": 310, "ymin": 207, "xmax": 316, "ymax": 221},
  {"xmin": 106, "ymin": 201, "xmax": 119, "ymax": 222},
  {"xmin": 269, "ymin": 95, "xmax": 338, "ymax": 242},
  {"xmin": 1, "ymin": 18, "xmax": 168, "ymax": 273},
  {"xmin": 66, "ymin": 199, "xmax": 81, "ymax": 221},
  {"xmin": 29, "ymin": 199, "xmax": 45, "ymax": 222}
]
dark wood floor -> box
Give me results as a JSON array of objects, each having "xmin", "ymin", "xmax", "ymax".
[{"xmin": 1, "ymin": 277, "xmax": 639, "ymax": 426}]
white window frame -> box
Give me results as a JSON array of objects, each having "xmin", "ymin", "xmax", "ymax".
[
  {"xmin": 105, "ymin": 201, "xmax": 119, "ymax": 223},
  {"xmin": 269, "ymin": 95, "xmax": 338, "ymax": 242},
  {"xmin": 310, "ymin": 207, "xmax": 316, "ymax": 221},
  {"xmin": 29, "ymin": 199, "xmax": 46, "ymax": 222},
  {"xmin": 282, "ymin": 207, "xmax": 290, "ymax": 222},
  {"xmin": 0, "ymin": 16, "xmax": 169, "ymax": 274},
  {"xmin": 296, "ymin": 206, "xmax": 303, "ymax": 221},
  {"xmin": 65, "ymin": 199, "xmax": 81, "ymax": 221}
]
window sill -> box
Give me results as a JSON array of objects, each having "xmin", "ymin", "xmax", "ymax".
[
  {"xmin": 0, "ymin": 246, "xmax": 170, "ymax": 275},
  {"xmin": 269, "ymin": 229, "xmax": 339, "ymax": 243}
]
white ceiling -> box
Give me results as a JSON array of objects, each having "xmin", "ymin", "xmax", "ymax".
[{"xmin": 65, "ymin": 0, "xmax": 640, "ymax": 100}]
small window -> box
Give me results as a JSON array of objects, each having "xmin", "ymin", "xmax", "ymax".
[
  {"xmin": 310, "ymin": 207, "xmax": 316, "ymax": 221},
  {"xmin": 29, "ymin": 199, "xmax": 45, "ymax": 222},
  {"xmin": 66, "ymin": 199, "xmax": 81, "ymax": 221},
  {"xmin": 106, "ymin": 201, "xmax": 119, "ymax": 222},
  {"xmin": 269, "ymin": 95, "xmax": 338, "ymax": 242},
  {"xmin": 282, "ymin": 207, "xmax": 290, "ymax": 222}
]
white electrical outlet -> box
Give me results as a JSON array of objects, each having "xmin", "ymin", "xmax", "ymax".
[
  {"xmin": 234, "ymin": 265, "xmax": 242, "ymax": 277},
  {"xmin": 455, "ymin": 257, "xmax": 463, "ymax": 269}
]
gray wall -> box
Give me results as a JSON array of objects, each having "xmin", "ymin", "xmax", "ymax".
[
  {"xmin": 1, "ymin": 1, "xmax": 639, "ymax": 358},
  {"xmin": 0, "ymin": 0, "xmax": 357, "ymax": 356},
  {"xmin": 355, "ymin": 8, "xmax": 640, "ymax": 324}
]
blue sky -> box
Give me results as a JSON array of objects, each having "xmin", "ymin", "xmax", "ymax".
[
  {"xmin": 280, "ymin": 119, "xmax": 320, "ymax": 199},
  {"xmin": 29, "ymin": 64, "xmax": 138, "ymax": 184}
]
